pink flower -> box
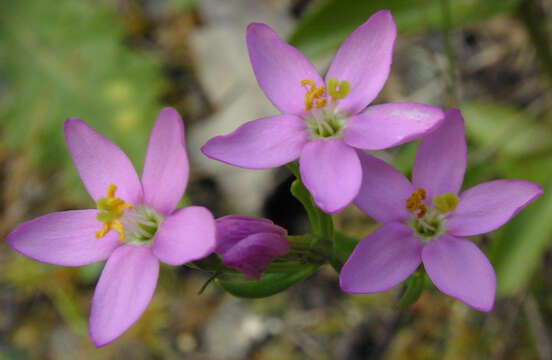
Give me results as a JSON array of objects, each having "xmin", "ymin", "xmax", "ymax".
[
  {"xmin": 7, "ymin": 108, "xmax": 216, "ymax": 346},
  {"xmin": 339, "ymin": 109, "xmax": 543, "ymax": 311},
  {"xmin": 201, "ymin": 10, "xmax": 445, "ymax": 213},
  {"xmin": 215, "ymin": 216, "xmax": 289, "ymax": 280}
]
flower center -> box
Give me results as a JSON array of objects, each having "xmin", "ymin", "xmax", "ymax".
[
  {"xmin": 405, "ymin": 188, "xmax": 459, "ymax": 242},
  {"xmin": 96, "ymin": 184, "xmax": 163, "ymax": 245},
  {"xmin": 301, "ymin": 78, "xmax": 351, "ymax": 139}
]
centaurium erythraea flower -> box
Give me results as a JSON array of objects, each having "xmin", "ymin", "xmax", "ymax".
[
  {"xmin": 339, "ymin": 109, "xmax": 543, "ymax": 311},
  {"xmin": 215, "ymin": 215, "xmax": 289, "ymax": 280},
  {"xmin": 201, "ymin": 10, "xmax": 445, "ymax": 213},
  {"xmin": 7, "ymin": 108, "xmax": 216, "ymax": 346}
]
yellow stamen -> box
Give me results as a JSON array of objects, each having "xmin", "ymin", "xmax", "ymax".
[
  {"xmin": 111, "ymin": 220, "xmax": 126, "ymax": 242},
  {"xmin": 301, "ymin": 78, "xmax": 326, "ymax": 111},
  {"xmin": 406, "ymin": 188, "xmax": 427, "ymax": 219},
  {"xmin": 316, "ymin": 98, "xmax": 327, "ymax": 108},
  {"xmin": 96, "ymin": 184, "xmax": 133, "ymax": 242}
]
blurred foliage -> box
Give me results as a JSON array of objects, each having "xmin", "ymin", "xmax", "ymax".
[
  {"xmin": 289, "ymin": 0, "xmax": 522, "ymax": 58},
  {"xmin": 461, "ymin": 102, "xmax": 552, "ymax": 295},
  {"xmin": 0, "ymin": 0, "xmax": 165, "ymax": 202}
]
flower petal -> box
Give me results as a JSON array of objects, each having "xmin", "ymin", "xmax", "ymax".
[
  {"xmin": 152, "ymin": 206, "xmax": 216, "ymax": 266},
  {"xmin": 354, "ymin": 151, "xmax": 415, "ymax": 223},
  {"xmin": 447, "ymin": 179, "xmax": 543, "ymax": 236},
  {"xmin": 142, "ymin": 108, "xmax": 189, "ymax": 215},
  {"xmin": 422, "ymin": 235, "xmax": 496, "ymax": 312},
  {"xmin": 7, "ymin": 210, "xmax": 119, "ymax": 266},
  {"xmin": 64, "ymin": 118, "xmax": 142, "ymax": 205},
  {"xmin": 89, "ymin": 245, "xmax": 159, "ymax": 347},
  {"xmin": 299, "ymin": 138, "xmax": 361, "ymax": 214},
  {"xmin": 201, "ymin": 115, "xmax": 309, "ymax": 169},
  {"xmin": 247, "ymin": 23, "xmax": 323, "ymax": 116},
  {"xmin": 325, "ymin": 10, "xmax": 397, "ymax": 115},
  {"xmin": 215, "ymin": 215, "xmax": 286, "ymax": 255},
  {"xmin": 412, "ymin": 109, "xmax": 467, "ymax": 199},
  {"xmin": 222, "ymin": 232, "xmax": 290, "ymax": 280},
  {"xmin": 340, "ymin": 222, "xmax": 423, "ymax": 293},
  {"xmin": 343, "ymin": 103, "xmax": 445, "ymax": 150}
]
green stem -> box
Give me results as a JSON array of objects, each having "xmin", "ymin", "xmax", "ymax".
[
  {"xmin": 440, "ymin": 0, "xmax": 459, "ymax": 107},
  {"xmin": 518, "ymin": 0, "xmax": 552, "ymax": 84},
  {"xmin": 287, "ymin": 162, "xmax": 334, "ymax": 241}
]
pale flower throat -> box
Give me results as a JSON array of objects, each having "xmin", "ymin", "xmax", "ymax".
[
  {"xmin": 301, "ymin": 78, "xmax": 351, "ymax": 139},
  {"xmin": 405, "ymin": 188, "xmax": 459, "ymax": 242},
  {"xmin": 95, "ymin": 184, "xmax": 163, "ymax": 245}
]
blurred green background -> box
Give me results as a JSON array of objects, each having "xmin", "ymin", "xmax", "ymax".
[{"xmin": 1, "ymin": 0, "xmax": 551, "ymax": 359}]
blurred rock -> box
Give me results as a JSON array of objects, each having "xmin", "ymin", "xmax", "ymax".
[
  {"xmin": 203, "ymin": 298, "xmax": 283, "ymax": 360},
  {"xmin": 188, "ymin": 0, "xmax": 294, "ymax": 215}
]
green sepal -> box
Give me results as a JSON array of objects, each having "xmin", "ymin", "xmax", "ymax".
[
  {"xmin": 332, "ymin": 231, "xmax": 361, "ymax": 271},
  {"xmin": 287, "ymin": 162, "xmax": 334, "ymax": 242},
  {"xmin": 398, "ymin": 270, "xmax": 426, "ymax": 308},
  {"xmin": 216, "ymin": 265, "xmax": 318, "ymax": 299}
]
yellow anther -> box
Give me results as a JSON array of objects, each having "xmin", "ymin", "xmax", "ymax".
[
  {"xmin": 96, "ymin": 223, "xmax": 111, "ymax": 238},
  {"xmin": 301, "ymin": 79, "xmax": 316, "ymax": 89},
  {"xmin": 433, "ymin": 192, "xmax": 460, "ymax": 213},
  {"xmin": 95, "ymin": 184, "xmax": 133, "ymax": 241},
  {"xmin": 301, "ymin": 78, "xmax": 326, "ymax": 112},
  {"xmin": 316, "ymin": 98, "xmax": 327, "ymax": 109},
  {"xmin": 107, "ymin": 184, "xmax": 117, "ymax": 198},
  {"xmin": 406, "ymin": 188, "xmax": 428, "ymax": 218},
  {"xmin": 327, "ymin": 78, "xmax": 351, "ymax": 101}
]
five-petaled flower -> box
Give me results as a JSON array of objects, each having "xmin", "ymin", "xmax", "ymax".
[
  {"xmin": 201, "ymin": 10, "xmax": 445, "ymax": 214},
  {"xmin": 339, "ymin": 109, "xmax": 543, "ymax": 311},
  {"xmin": 215, "ymin": 215, "xmax": 289, "ymax": 280},
  {"xmin": 7, "ymin": 108, "xmax": 216, "ymax": 346}
]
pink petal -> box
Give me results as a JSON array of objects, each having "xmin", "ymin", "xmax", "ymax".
[
  {"xmin": 354, "ymin": 151, "xmax": 415, "ymax": 223},
  {"xmin": 325, "ymin": 10, "xmax": 397, "ymax": 115},
  {"xmin": 64, "ymin": 118, "xmax": 142, "ymax": 205},
  {"xmin": 422, "ymin": 235, "xmax": 496, "ymax": 312},
  {"xmin": 89, "ymin": 245, "xmax": 159, "ymax": 347},
  {"xmin": 7, "ymin": 210, "xmax": 120, "ymax": 266},
  {"xmin": 343, "ymin": 103, "xmax": 445, "ymax": 150},
  {"xmin": 299, "ymin": 138, "xmax": 361, "ymax": 214},
  {"xmin": 215, "ymin": 215, "xmax": 286, "ymax": 255},
  {"xmin": 201, "ymin": 115, "xmax": 309, "ymax": 169},
  {"xmin": 340, "ymin": 222, "xmax": 423, "ymax": 293},
  {"xmin": 247, "ymin": 23, "xmax": 323, "ymax": 116},
  {"xmin": 412, "ymin": 109, "xmax": 466, "ymax": 199},
  {"xmin": 447, "ymin": 180, "xmax": 543, "ymax": 236},
  {"xmin": 142, "ymin": 108, "xmax": 189, "ymax": 215},
  {"xmin": 223, "ymin": 232, "xmax": 290, "ymax": 280},
  {"xmin": 152, "ymin": 206, "xmax": 216, "ymax": 266}
]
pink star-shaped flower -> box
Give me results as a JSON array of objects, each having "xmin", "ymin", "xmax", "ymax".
[
  {"xmin": 8, "ymin": 108, "xmax": 216, "ymax": 346},
  {"xmin": 340, "ymin": 109, "xmax": 543, "ymax": 311},
  {"xmin": 201, "ymin": 10, "xmax": 445, "ymax": 213}
]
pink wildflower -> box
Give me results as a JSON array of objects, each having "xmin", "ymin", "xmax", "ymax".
[
  {"xmin": 201, "ymin": 10, "xmax": 445, "ymax": 213},
  {"xmin": 339, "ymin": 110, "xmax": 543, "ymax": 311},
  {"xmin": 7, "ymin": 108, "xmax": 216, "ymax": 346}
]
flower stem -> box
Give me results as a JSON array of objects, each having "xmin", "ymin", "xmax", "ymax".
[{"xmin": 440, "ymin": 0, "xmax": 459, "ymax": 107}]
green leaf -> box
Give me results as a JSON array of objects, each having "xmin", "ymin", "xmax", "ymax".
[
  {"xmin": 216, "ymin": 265, "xmax": 318, "ymax": 298},
  {"xmin": 398, "ymin": 271, "xmax": 425, "ymax": 308},
  {"xmin": 490, "ymin": 175, "xmax": 552, "ymax": 296},
  {"xmin": 287, "ymin": 163, "xmax": 334, "ymax": 241},
  {"xmin": 289, "ymin": 0, "xmax": 522, "ymax": 58}
]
